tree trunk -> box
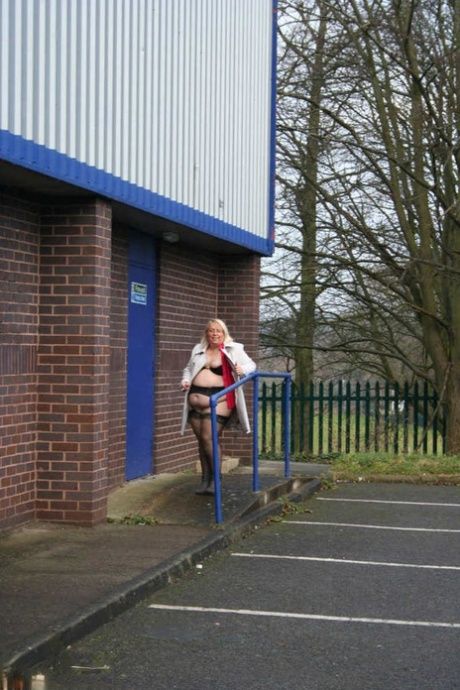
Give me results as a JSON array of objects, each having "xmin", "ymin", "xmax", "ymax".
[
  {"xmin": 295, "ymin": 214, "xmax": 316, "ymax": 452},
  {"xmin": 445, "ymin": 363, "xmax": 460, "ymax": 454},
  {"xmin": 446, "ymin": 0, "xmax": 460, "ymax": 453},
  {"xmin": 293, "ymin": 3, "xmax": 328, "ymax": 453}
]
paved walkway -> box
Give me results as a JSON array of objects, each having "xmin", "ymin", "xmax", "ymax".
[{"xmin": 0, "ymin": 461, "xmax": 328, "ymax": 678}]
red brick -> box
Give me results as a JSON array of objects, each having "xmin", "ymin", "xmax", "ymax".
[{"xmin": 1, "ymin": 192, "xmax": 261, "ymax": 530}]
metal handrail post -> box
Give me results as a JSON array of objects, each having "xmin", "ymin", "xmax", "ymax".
[
  {"xmin": 252, "ymin": 374, "xmax": 260, "ymax": 492},
  {"xmin": 283, "ymin": 376, "xmax": 291, "ymax": 478},
  {"xmin": 209, "ymin": 374, "xmax": 253, "ymax": 525},
  {"xmin": 208, "ymin": 370, "xmax": 292, "ymax": 524},
  {"xmin": 209, "ymin": 398, "xmax": 223, "ymax": 524}
]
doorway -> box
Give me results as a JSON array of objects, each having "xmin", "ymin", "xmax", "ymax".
[{"xmin": 126, "ymin": 231, "xmax": 156, "ymax": 480}]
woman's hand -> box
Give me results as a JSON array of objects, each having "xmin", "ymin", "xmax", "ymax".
[
  {"xmin": 234, "ymin": 363, "xmax": 244, "ymax": 377},
  {"xmin": 181, "ymin": 380, "xmax": 191, "ymax": 391}
]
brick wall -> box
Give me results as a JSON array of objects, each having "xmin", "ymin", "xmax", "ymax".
[
  {"xmin": 0, "ymin": 190, "xmax": 261, "ymax": 529},
  {"xmin": 154, "ymin": 243, "xmax": 219, "ymax": 473},
  {"xmin": 218, "ymin": 254, "xmax": 261, "ymax": 463},
  {"xmin": 0, "ymin": 192, "xmax": 39, "ymax": 529},
  {"xmin": 154, "ymin": 246, "xmax": 261, "ymax": 472},
  {"xmin": 36, "ymin": 199, "xmax": 111, "ymax": 525},
  {"xmin": 108, "ymin": 225, "xmax": 129, "ymax": 488}
]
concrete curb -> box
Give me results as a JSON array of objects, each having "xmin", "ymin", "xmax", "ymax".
[
  {"xmin": 333, "ymin": 473, "xmax": 460, "ymax": 486},
  {"xmin": 228, "ymin": 476, "xmax": 315, "ymax": 522},
  {"xmin": 2, "ymin": 477, "xmax": 322, "ymax": 677}
]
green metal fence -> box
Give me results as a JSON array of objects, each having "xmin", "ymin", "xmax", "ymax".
[{"xmin": 259, "ymin": 379, "xmax": 446, "ymax": 457}]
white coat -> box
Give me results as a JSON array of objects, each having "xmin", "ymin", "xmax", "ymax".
[{"xmin": 180, "ymin": 341, "xmax": 256, "ymax": 435}]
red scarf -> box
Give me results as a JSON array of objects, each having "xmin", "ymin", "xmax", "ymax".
[{"xmin": 219, "ymin": 344, "xmax": 236, "ymax": 409}]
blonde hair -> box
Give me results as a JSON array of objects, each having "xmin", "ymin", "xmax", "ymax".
[{"xmin": 200, "ymin": 319, "xmax": 233, "ymax": 348}]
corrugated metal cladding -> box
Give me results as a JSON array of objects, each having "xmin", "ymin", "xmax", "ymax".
[{"xmin": 0, "ymin": 0, "xmax": 274, "ymax": 246}]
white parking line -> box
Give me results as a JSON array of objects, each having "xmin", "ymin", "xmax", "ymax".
[
  {"xmin": 317, "ymin": 498, "xmax": 460, "ymax": 508},
  {"xmin": 231, "ymin": 553, "xmax": 460, "ymax": 571},
  {"xmin": 289, "ymin": 521, "xmax": 460, "ymax": 533},
  {"xmin": 148, "ymin": 604, "xmax": 460, "ymax": 629}
]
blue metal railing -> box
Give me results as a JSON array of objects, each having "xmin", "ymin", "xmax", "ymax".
[{"xmin": 209, "ymin": 371, "xmax": 292, "ymax": 524}]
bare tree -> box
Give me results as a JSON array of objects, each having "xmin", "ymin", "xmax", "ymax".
[
  {"xmin": 264, "ymin": 2, "xmax": 334, "ymax": 375},
  {"xmin": 324, "ymin": 0, "xmax": 460, "ymax": 451},
  {"xmin": 265, "ymin": 0, "xmax": 460, "ymax": 452},
  {"xmin": 263, "ymin": 0, "xmax": 333, "ymax": 448}
]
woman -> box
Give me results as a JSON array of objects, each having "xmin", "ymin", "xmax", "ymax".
[{"xmin": 181, "ymin": 319, "xmax": 256, "ymax": 495}]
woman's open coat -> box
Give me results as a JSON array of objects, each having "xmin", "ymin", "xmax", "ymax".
[{"xmin": 180, "ymin": 341, "xmax": 256, "ymax": 435}]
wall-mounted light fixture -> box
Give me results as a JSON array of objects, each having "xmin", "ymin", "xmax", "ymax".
[{"xmin": 162, "ymin": 230, "xmax": 180, "ymax": 244}]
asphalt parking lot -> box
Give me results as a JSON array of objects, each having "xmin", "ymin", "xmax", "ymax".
[{"xmin": 30, "ymin": 482, "xmax": 460, "ymax": 689}]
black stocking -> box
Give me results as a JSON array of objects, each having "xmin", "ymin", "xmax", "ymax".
[{"xmin": 190, "ymin": 415, "xmax": 226, "ymax": 494}]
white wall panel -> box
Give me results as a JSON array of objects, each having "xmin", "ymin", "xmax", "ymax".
[{"xmin": 0, "ymin": 0, "xmax": 274, "ymax": 240}]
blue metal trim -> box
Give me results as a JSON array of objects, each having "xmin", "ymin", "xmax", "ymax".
[
  {"xmin": 209, "ymin": 370, "xmax": 292, "ymax": 524},
  {"xmin": 0, "ymin": 129, "xmax": 273, "ymax": 256},
  {"xmin": 267, "ymin": 0, "xmax": 278, "ymax": 255},
  {"xmin": 209, "ymin": 397, "xmax": 223, "ymax": 524},
  {"xmin": 283, "ymin": 376, "xmax": 291, "ymax": 478},
  {"xmin": 252, "ymin": 376, "xmax": 260, "ymax": 492}
]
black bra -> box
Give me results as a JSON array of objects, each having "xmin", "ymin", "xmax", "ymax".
[{"xmin": 210, "ymin": 365, "xmax": 223, "ymax": 375}]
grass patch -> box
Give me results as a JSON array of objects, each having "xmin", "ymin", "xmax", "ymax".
[
  {"xmin": 330, "ymin": 452, "xmax": 460, "ymax": 483},
  {"xmin": 107, "ymin": 513, "xmax": 159, "ymax": 526}
]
